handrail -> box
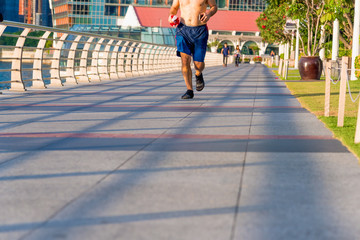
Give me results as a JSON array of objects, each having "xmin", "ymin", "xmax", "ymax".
[
  {"xmin": 0, "ymin": 20, "xmax": 169, "ymax": 47},
  {"xmin": 0, "ymin": 21, "xmax": 223, "ymax": 92}
]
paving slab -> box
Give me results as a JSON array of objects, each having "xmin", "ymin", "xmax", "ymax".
[{"xmin": 0, "ymin": 64, "xmax": 359, "ymax": 240}]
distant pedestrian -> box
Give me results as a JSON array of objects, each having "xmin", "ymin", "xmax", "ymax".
[
  {"xmin": 221, "ymin": 43, "xmax": 229, "ymax": 67},
  {"xmin": 270, "ymin": 50, "xmax": 275, "ymax": 57},
  {"xmin": 234, "ymin": 45, "xmax": 241, "ymax": 67},
  {"xmin": 0, "ymin": 13, "xmax": 3, "ymax": 22}
]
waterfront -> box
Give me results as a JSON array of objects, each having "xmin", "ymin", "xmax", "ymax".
[{"xmin": 0, "ymin": 61, "xmax": 51, "ymax": 89}]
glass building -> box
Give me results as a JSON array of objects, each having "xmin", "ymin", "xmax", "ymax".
[
  {"xmin": 71, "ymin": 24, "xmax": 176, "ymax": 45},
  {"xmin": 50, "ymin": 0, "xmax": 266, "ymax": 29},
  {"xmin": 0, "ymin": 0, "xmax": 20, "ymax": 22},
  {"xmin": 49, "ymin": 0, "xmax": 266, "ymax": 46}
]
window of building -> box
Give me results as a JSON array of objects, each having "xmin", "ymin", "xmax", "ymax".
[
  {"xmin": 105, "ymin": 6, "xmax": 117, "ymax": 16},
  {"xmin": 119, "ymin": 6, "xmax": 128, "ymax": 16},
  {"xmin": 72, "ymin": 4, "xmax": 90, "ymax": 15},
  {"xmin": 229, "ymin": 0, "xmax": 266, "ymax": 12}
]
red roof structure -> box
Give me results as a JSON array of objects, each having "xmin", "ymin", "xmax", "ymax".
[{"xmin": 133, "ymin": 6, "xmax": 260, "ymax": 32}]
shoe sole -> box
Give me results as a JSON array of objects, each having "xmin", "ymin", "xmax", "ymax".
[
  {"xmin": 196, "ymin": 83, "xmax": 204, "ymax": 91},
  {"xmin": 196, "ymin": 78, "xmax": 205, "ymax": 91},
  {"xmin": 181, "ymin": 95, "xmax": 193, "ymax": 99}
]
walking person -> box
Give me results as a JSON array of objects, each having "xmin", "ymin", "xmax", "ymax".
[
  {"xmin": 221, "ymin": 43, "xmax": 230, "ymax": 67},
  {"xmin": 234, "ymin": 45, "xmax": 241, "ymax": 67},
  {"xmin": 169, "ymin": 0, "xmax": 217, "ymax": 99}
]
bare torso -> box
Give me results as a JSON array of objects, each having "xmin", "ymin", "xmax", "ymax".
[{"xmin": 179, "ymin": 0, "xmax": 208, "ymax": 26}]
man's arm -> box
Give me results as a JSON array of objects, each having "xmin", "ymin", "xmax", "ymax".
[
  {"xmin": 168, "ymin": 0, "xmax": 180, "ymax": 23},
  {"xmin": 200, "ymin": 0, "xmax": 218, "ymax": 23}
]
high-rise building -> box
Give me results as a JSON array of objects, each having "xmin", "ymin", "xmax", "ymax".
[
  {"xmin": 18, "ymin": 0, "xmax": 52, "ymax": 26},
  {"xmin": 0, "ymin": 0, "xmax": 20, "ymax": 22},
  {"xmin": 49, "ymin": 0, "xmax": 266, "ymax": 30}
]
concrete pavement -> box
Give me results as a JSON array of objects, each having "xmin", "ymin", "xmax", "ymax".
[{"xmin": 0, "ymin": 64, "xmax": 360, "ymax": 240}]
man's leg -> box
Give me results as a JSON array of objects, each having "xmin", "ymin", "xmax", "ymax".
[
  {"xmin": 194, "ymin": 61, "xmax": 205, "ymax": 91},
  {"xmin": 180, "ymin": 53, "xmax": 194, "ymax": 99},
  {"xmin": 194, "ymin": 61, "xmax": 204, "ymax": 76},
  {"xmin": 180, "ymin": 52, "xmax": 192, "ymax": 90}
]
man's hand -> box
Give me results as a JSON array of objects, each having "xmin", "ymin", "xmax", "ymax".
[
  {"xmin": 168, "ymin": 15, "xmax": 174, "ymax": 24},
  {"xmin": 199, "ymin": 12, "xmax": 210, "ymax": 23},
  {"xmin": 169, "ymin": 15, "xmax": 179, "ymax": 27}
]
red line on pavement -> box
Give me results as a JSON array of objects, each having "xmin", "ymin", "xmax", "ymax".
[
  {"xmin": 0, "ymin": 103, "xmax": 302, "ymax": 109},
  {"xmin": 29, "ymin": 92, "xmax": 292, "ymax": 96},
  {"xmin": 0, "ymin": 132, "xmax": 334, "ymax": 140}
]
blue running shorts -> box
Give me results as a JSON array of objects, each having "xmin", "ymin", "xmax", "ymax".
[{"xmin": 176, "ymin": 23, "xmax": 209, "ymax": 62}]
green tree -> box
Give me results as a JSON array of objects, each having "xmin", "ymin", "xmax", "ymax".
[
  {"xmin": 256, "ymin": 2, "xmax": 291, "ymax": 44},
  {"xmin": 324, "ymin": 0, "xmax": 353, "ymax": 55},
  {"xmin": 260, "ymin": 0, "xmax": 353, "ymax": 56}
]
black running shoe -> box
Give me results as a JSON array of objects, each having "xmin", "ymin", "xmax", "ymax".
[
  {"xmin": 181, "ymin": 90, "xmax": 194, "ymax": 99},
  {"xmin": 195, "ymin": 73, "xmax": 205, "ymax": 91}
]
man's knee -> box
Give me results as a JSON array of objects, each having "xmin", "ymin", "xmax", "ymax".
[
  {"xmin": 194, "ymin": 61, "xmax": 205, "ymax": 70},
  {"xmin": 181, "ymin": 54, "xmax": 191, "ymax": 65}
]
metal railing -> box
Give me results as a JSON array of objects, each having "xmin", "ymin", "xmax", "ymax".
[
  {"xmin": 0, "ymin": 21, "xmax": 223, "ymax": 92},
  {"xmin": 324, "ymin": 57, "xmax": 360, "ymax": 143}
]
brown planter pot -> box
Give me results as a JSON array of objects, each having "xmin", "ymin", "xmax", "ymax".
[{"xmin": 298, "ymin": 56, "xmax": 323, "ymax": 80}]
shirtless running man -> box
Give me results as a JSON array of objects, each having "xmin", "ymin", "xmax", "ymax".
[{"xmin": 169, "ymin": 0, "xmax": 217, "ymax": 99}]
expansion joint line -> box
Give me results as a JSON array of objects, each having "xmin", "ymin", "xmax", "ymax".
[
  {"xmin": 19, "ymin": 95, "xmax": 208, "ymax": 240},
  {"xmin": 230, "ymin": 70, "xmax": 259, "ymax": 240}
]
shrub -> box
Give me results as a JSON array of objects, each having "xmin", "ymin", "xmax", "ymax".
[
  {"xmin": 253, "ymin": 56, "xmax": 262, "ymax": 62},
  {"xmin": 355, "ymin": 55, "xmax": 360, "ymax": 80},
  {"xmin": 208, "ymin": 40, "xmax": 220, "ymax": 48}
]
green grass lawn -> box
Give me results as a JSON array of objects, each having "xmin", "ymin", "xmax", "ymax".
[{"xmin": 272, "ymin": 68, "xmax": 360, "ymax": 159}]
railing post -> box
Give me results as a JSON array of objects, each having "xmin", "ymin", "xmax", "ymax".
[
  {"xmin": 282, "ymin": 60, "xmax": 288, "ymax": 79},
  {"xmin": 0, "ymin": 25, "xmax": 6, "ymax": 36},
  {"xmin": 337, "ymin": 56, "xmax": 349, "ymax": 127},
  {"xmin": 147, "ymin": 45, "xmax": 156, "ymax": 74},
  {"xmin": 11, "ymin": 28, "xmax": 31, "ymax": 91},
  {"xmin": 131, "ymin": 43, "xmax": 141, "ymax": 77},
  {"xmin": 160, "ymin": 46, "xmax": 167, "ymax": 72},
  {"xmin": 148, "ymin": 45, "xmax": 157, "ymax": 74},
  {"xmin": 109, "ymin": 40, "xmax": 122, "ymax": 80},
  {"xmin": 99, "ymin": 39, "xmax": 113, "ymax": 81},
  {"xmin": 169, "ymin": 48, "xmax": 178, "ymax": 70},
  {"xmin": 117, "ymin": 41, "xmax": 129, "ymax": 78},
  {"xmin": 125, "ymin": 42, "xmax": 135, "ymax": 77},
  {"xmin": 65, "ymin": 35, "xmax": 82, "ymax": 84},
  {"xmin": 153, "ymin": 46, "xmax": 162, "ymax": 73},
  {"xmin": 49, "ymin": 33, "xmax": 68, "ymax": 87},
  {"xmin": 324, "ymin": 60, "xmax": 331, "ymax": 117},
  {"xmin": 32, "ymin": 31, "xmax": 51, "ymax": 89},
  {"xmin": 158, "ymin": 46, "xmax": 167, "ymax": 72},
  {"xmin": 163, "ymin": 47, "xmax": 172, "ymax": 72},
  {"xmin": 278, "ymin": 59, "xmax": 283, "ymax": 76},
  {"xmin": 137, "ymin": 43, "xmax": 144, "ymax": 76},
  {"xmin": 144, "ymin": 44, "xmax": 153, "ymax": 74},
  {"xmin": 88, "ymin": 38, "xmax": 104, "ymax": 82},
  {"xmin": 164, "ymin": 47, "xmax": 172, "ymax": 71},
  {"xmin": 355, "ymin": 99, "xmax": 360, "ymax": 143},
  {"xmin": 78, "ymin": 36, "xmax": 93, "ymax": 83}
]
